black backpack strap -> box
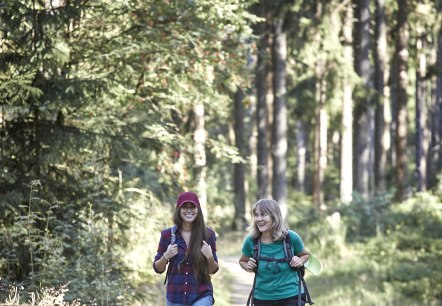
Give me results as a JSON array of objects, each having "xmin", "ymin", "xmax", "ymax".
[
  {"xmin": 286, "ymin": 233, "xmax": 314, "ymax": 305},
  {"xmin": 296, "ymin": 268, "xmax": 314, "ymax": 305},
  {"xmin": 163, "ymin": 226, "xmax": 177, "ymax": 285},
  {"xmin": 283, "ymin": 234, "xmax": 293, "ymax": 262},
  {"xmin": 247, "ymin": 237, "xmax": 260, "ymax": 306}
]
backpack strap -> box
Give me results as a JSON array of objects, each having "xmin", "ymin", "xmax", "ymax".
[
  {"xmin": 247, "ymin": 237, "xmax": 260, "ymax": 306},
  {"xmin": 247, "ymin": 234, "xmax": 315, "ymax": 306},
  {"xmin": 163, "ymin": 226, "xmax": 177, "ymax": 285},
  {"xmin": 285, "ymin": 233, "xmax": 314, "ymax": 305},
  {"xmin": 283, "ymin": 234, "xmax": 293, "ymax": 262}
]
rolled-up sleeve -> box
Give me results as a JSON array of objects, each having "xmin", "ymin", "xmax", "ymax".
[{"xmin": 153, "ymin": 229, "xmax": 170, "ymax": 274}]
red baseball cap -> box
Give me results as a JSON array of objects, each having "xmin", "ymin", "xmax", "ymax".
[{"xmin": 176, "ymin": 191, "xmax": 200, "ymax": 208}]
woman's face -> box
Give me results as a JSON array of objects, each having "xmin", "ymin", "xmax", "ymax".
[
  {"xmin": 180, "ymin": 203, "xmax": 198, "ymax": 223},
  {"xmin": 253, "ymin": 207, "xmax": 272, "ymax": 233}
]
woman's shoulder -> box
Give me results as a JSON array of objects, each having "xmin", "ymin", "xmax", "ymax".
[
  {"xmin": 287, "ymin": 229, "xmax": 302, "ymax": 240},
  {"xmin": 160, "ymin": 226, "xmax": 177, "ymax": 237},
  {"xmin": 206, "ymin": 227, "xmax": 218, "ymax": 238}
]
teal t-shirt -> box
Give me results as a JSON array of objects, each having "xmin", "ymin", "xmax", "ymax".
[{"xmin": 241, "ymin": 230, "xmax": 305, "ymax": 300}]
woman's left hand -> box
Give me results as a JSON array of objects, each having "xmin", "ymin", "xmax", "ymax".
[
  {"xmin": 201, "ymin": 240, "xmax": 213, "ymax": 259},
  {"xmin": 290, "ymin": 256, "xmax": 303, "ymax": 268}
]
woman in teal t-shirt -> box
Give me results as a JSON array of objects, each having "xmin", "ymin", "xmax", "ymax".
[{"xmin": 239, "ymin": 199, "xmax": 310, "ymax": 306}]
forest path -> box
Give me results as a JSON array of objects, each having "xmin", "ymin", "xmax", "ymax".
[{"xmin": 219, "ymin": 256, "xmax": 254, "ymax": 306}]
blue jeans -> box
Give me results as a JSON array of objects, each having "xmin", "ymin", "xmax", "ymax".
[{"xmin": 166, "ymin": 295, "xmax": 213, "ymax": 306}]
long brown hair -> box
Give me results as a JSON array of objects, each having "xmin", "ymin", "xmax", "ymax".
[{"xmin": 173, "ymin": 206, "xmax": 210, "ymax": 283}]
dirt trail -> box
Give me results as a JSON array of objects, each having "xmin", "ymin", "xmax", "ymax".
[{"xmin": 219, "ymin": 256, "xmax": 254, "ymax": 306}]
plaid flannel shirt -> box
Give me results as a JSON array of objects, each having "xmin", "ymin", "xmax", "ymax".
[{"xmin": 153, "ymin": 227, "xmax": 218, "ymax": 305}]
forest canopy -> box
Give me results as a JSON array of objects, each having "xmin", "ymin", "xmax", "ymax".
[{"xmin": 0, "ymin": 0, "xmax": 441, "ymax": 305}]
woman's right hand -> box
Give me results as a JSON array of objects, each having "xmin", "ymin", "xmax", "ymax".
[
  {"xmin": 246, "ymin": 257, "xmax": 257, "ymax": 272},
  {"xmin": 163, "ymin": 244, "xmax": 178, "ymax": 260}
]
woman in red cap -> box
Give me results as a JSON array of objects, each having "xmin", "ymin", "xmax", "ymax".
[{"xmin": 153, "ymin": 191, "xmax": 218, "ymax": 306}]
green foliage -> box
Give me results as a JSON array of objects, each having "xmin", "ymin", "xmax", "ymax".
[{"xmin": 1, "ymin": 0, "xmax": 255, "ymax": 304}]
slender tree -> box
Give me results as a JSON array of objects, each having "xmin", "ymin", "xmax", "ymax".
[
  {"xmin": 429, "ymin": 17, "xmax": 442, "ymax": 188},
  {"xmin": 194, "ymin": 102, "xmax": 208, "ymax": 217},
  {"xmin": 394, "ymin": 0, "xmax": 410, "ymax": 201},
  {"xmin": 415, "ymin": 16, "xmax": 429, "ymax": 192},
  {"xmin": 233, "ymin": 88, "xmax": 247, "ymax": 230},
  {"xmin": 353, "ymin": 0, "xmax": 374, "ymax": 200},
  {"xmin": 374, "ymin": 0, "xmax": 391, "ymax": 193},
  {"xmin": 272, "ymin": 18, "xmax": 288, "ymax": 218},
  {"xmin": 341, "ymin": 0, "xmax": 354, "ymax": 203},
  {"xmin": 255, "ymin": 2, "xmax": 271, "ymax": 199}
]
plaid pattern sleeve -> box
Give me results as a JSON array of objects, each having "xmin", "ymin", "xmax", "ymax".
[
  {"xmin": 153, "ymin": 228, "xmax": 172, "ymax": 274},
  {"xmin": 154, "ymin": 227, "xmax": 217, "ymax": 305}
]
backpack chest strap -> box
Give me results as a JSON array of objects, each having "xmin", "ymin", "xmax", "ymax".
[{"xmin": 258, "ymin": 256, "xmax": 289, "ymax": 263}]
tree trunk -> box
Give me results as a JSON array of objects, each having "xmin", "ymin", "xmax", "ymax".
[
  {"xmin": 429, "ymin": 19, "xmax": 442, "ymax": 188},
  {"xmin": 312, "ymin": 58, "xmax": 327, "ymax": 207},
  {"xmin": 232, "ymin": 88, "xmax": 247, "ymax": 230},
  {"xmin": 272, "ymin": 18, "xmax": 288, "ymax": 218},
  {"xmin": 255, "ymin": 4, "xmax": 271, "ymax": 199},
  {"xmin": 296, "ymin": 120, "xmax": 307, "ymax": 193},
  {"xmin": 353, "ymin": 0, "xmax": 373, "ymax": 201},
  {"xmin": 394, "ymin": 0, "xmax": 409, "ymax": 202},
  {"xmin": 374, "ymin": 0, "xmax": 390, "ymax": 193},
  {"xmin": 341, "ymin": 1, "xmax": 353, "ymax": 203},
  {"xmin": 415, "ymin": 25, "xmax": 428, "ymax": 191},
  {"xmin": 193, "ymin": 103, "xmax": 208, "ymax": 216}
]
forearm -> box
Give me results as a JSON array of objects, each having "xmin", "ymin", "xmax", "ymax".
[
  {"xmin": 207, "ymin": 256, "xmax": 219, "ymax": 274},
  {"xmin": 299, "ymin": 254, "xmax": 309, "ymax": 265},
  {"xmin": 154, "ymin": 254, "xmax": 169, "ymax": 273},
  {"xmin": 239, "ymin": 260, "xmax": 252, "ymax": 272}
]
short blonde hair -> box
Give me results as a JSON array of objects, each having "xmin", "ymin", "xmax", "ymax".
[{"xmin": 248, "ymin": 199, "xmax": 288, "ymax": 241}]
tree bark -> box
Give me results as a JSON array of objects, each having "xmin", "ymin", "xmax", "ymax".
[
  {"xmin": 232, "ymin": 88, "xmax": 247, "ymax": 230},
  {"xmin": 341, "ymin": 1, "xmax": 353, "ymax": 203},
  {"xmin": 296, "ymin": 120, "xmax": 307, "ymax": 193},
  {"xmin": 394, "ymin": 0, "xmax": 409, "ymax": 202},
  {"xmin": 312, "ymin": 58, "xmax": 327, "ymax": 207},
  {"xmin": 193, "ymin": 103, "xmax": 208, "ymax": 216},
  {"xmin": 429, "ymin": 18, "xmax": 442, "ymax": 188},
  {"xmin": 415, "ymin": 24, "xmax": 428, "ymax": 191},
  {"xmin": 374, "ymin": 0, "xmax": 391, "ymax": 193},
  {"xmin": 272, "ymin": 18, "xmax": 288, "ymax": 218},
  {"xmin": 353, "ymin": 0, "xmax": 373, "ymax": 201},
  {"xmin": 255, "ymin": 4, "xmax": 271, "ymax": 199}
]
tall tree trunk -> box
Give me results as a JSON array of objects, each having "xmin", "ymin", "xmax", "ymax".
[
  {"xmin": 415, "ymin": 25, "xmax": 428, "ymax": 191},
  {"xmin": 272, "ymin": 18, "xmax": 288, "ymax": 218},
  {"xmin": 374, "ymin": 0, "xmax": 390, "ymax": 193},
  {"xmin": 394, "ymin": 0, "xmax": 409, "ymax": 202},
  {"xmin": 429, "ymin": 19, "xmax": 442, "ymax": 188},
  {"xmin": 341, "ymin": 1, "xmax": 353, "ymax": 203},
  {"xmin": 312, "ymin": 59, "xmax": 327, "ymax": 207},
  {"xmin": 353, "ymin": 0, "xmax": 373, "ymax": 201},
  {"xmin": 193, "ymin": 103, "xmax": 208, "ymax": 216},
  {"xmin": 255, "ymin": 4, "xmax": 271, "ymax": 199},
  {"xmin": 296, "ymin": 120, "xmax": 307, "ymax": 193},
  {"xmin": 232, "ymin": 88, "xmax": 247, "ymax": 230}
]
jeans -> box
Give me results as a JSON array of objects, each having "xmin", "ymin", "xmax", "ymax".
[{"xmin": 166, "ymin": 295, "xmax": 213, "ymax": 306}]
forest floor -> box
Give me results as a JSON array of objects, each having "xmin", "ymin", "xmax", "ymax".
[{"xmin": 219, "ymin": 256, "xmax": 254, "ymax": 306}]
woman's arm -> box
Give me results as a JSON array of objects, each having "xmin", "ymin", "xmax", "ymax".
[
  {"xmin": 239, "ymin": 254, "xmax": 257, "ymax": 273},
  {"xmin": 202, "ymin": 240, "xmax": 219, "ymax": 274},
  {"xmin": 289, "ymin": 248, "xmax": 310, "ymax": 268}
]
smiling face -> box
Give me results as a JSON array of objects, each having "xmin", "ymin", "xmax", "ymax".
[
  {"xmin": 180, "ymin": 203, "xmax": 198, "ymax": 223},
  {"xmin": 253, "ymin": 207, "xmax": 273, "ymax": 234}
]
